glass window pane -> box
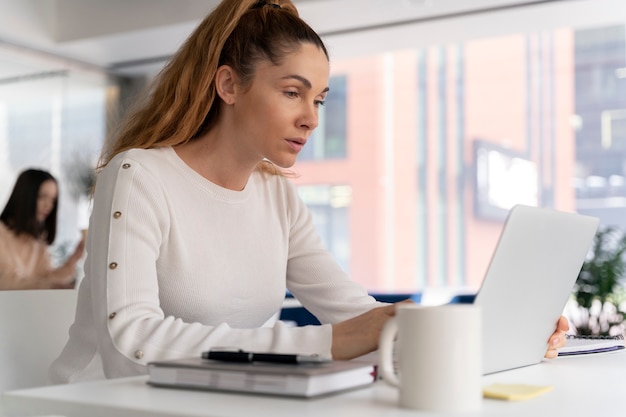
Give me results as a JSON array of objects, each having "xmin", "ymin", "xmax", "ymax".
[{"xmin": 293, "ymin": 3, "xmax": 626, "ymax": 295}]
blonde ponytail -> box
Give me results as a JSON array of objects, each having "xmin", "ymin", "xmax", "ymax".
[{"xmin": 100, "ymin": 0, "xmax": 324, "ymax": 178}]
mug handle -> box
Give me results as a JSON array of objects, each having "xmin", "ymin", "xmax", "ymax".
[{"xmin": 378, "ymin": 316, "xmax": 400, "ymax": 387}]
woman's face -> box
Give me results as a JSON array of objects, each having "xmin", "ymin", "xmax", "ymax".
[
  {"xmin": 230, "ymin": 42, "xmax": 330, "ymax": 168},
  {"xmin": 36, "ymin": 179, "xmax": 57, "ymax": 223}
]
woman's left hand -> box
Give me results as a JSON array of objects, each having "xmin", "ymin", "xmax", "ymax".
[{"xmin": 544, "ymin": 315, "xmax": 569, "ymax": 359}]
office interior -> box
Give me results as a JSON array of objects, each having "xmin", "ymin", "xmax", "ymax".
[{"xmin": 1, "ymin": 0, "xmax": 625, "ymax": 302}]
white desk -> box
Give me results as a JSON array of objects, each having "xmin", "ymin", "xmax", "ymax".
[{"xmin": 2, "ymin": 350, "xmax": 624, "ymax": 417}]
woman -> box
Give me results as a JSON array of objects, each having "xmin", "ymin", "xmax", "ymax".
[
  {"xmin": 0, "ymin": 169, "xmax": 84, "ymax": 290},
  {"xmin": 50, "ymin": 0, "xmax": 567, "ymax": 383}
]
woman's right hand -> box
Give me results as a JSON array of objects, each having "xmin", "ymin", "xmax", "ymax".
[
  {"xmin": 52, "ymin": 239, "xmax": 86, "ymax": 287},
  {"xmin": 67, "ymin": 239, "xmax": 86, "ymax": 265},
  {"xmin": 331, "ymin": 300, "xmax": 413, "ymax": 360}
]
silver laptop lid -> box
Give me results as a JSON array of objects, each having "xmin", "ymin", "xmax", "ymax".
[{"xmin": 474, "ymin": 205, "xmax": 599, "ymax": 374}]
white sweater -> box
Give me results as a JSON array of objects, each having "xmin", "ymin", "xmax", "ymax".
[{"xmin": 49, "ymin": 147, "xmax": 378, "ymax": 382}]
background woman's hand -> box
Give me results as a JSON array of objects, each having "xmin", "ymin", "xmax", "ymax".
[
  {"xmin": 51, "ymin": 239, "xmax": 86, "ymax": 287},
  {"xmin": 545, "ymin": 315, "xmax": 569, "ymax": 359},
  {"xmin": 67, "ymin": 239, "xmax": 86, "ymax": 265},
  {"xmin": 331, "ymin": 300, "xmax": 413, "ymax": 360}
]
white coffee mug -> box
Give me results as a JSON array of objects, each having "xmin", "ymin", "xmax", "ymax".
[{"xmin": 378, "ymin": 303, "xmax": 483, "ymax": 412}]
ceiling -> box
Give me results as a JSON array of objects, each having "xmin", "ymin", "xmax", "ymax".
[{"xmin": 0, "ymin": 0, "xmax": 573, "ymax": 79}]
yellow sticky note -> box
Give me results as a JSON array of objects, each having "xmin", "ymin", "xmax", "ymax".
[{"xmin": 483, "ymin": 383, "xmax": 553, "ymax": 401}]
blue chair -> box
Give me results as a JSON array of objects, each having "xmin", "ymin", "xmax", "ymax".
[
  {"xmin": 370, "ymin": 292, "xmax": 422, "ymax": 304},
  {"xmin": 448, "ymin": 294, "xmax": 476, "ymax": 304},
  {"xmin": 279, "ymin": 292, "xmax": 422, "ymax": 326},
  {"xmin": 279, "ymin": 293, "xmax": 321, "ymax": 326}
]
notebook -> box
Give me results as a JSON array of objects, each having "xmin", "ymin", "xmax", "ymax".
[
  {"xmin": 473, "ymin": 205, "xmax": 599, "ymax": 374},
  {"xmin": 558, "ymin": 334, "xmax": 625, "ymax": 356}
]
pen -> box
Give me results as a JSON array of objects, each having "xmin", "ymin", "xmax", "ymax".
[{"xmin": 202, "ymin": 349, "xmax": 331, "ymax": 364}]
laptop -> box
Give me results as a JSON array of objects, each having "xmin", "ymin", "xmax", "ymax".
[{"xmin": 473, "ymin": 204, "xmax": 599, "ymax": 374}]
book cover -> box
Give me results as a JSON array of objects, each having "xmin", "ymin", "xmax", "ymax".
[{"xmin": 146, "ymin": 357, "xmax": 377, "ymax": 398}]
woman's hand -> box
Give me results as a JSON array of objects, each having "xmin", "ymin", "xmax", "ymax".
[
  {"xmin": 331, "ymin": 300, "xmax": 413, "ymax": 360},
  {"xmin": 50, "ymin": 239, "xmax": 86, "ymax": 287},
  {"xmin": 545, "ymin": 315, "xmax": 569, "ymax": 359},
  {"xmin": 67, "ymin": 239, "xmax": 86, "ymax": 265}
]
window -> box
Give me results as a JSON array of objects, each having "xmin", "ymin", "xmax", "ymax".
[
  {"xmin": 0, "ymin": 45, "xmax": 108, "ymax": 263},
  {"xmin": 298, "ymin": 185, "xmax": 351, "ymax": 273},
  {"xmin": 298, "ymin": 75, "xmax": 347, "ymax": 161},
  {"xmin": 291, "ymin": 1, "xmax": 626, "ymax": 294}
]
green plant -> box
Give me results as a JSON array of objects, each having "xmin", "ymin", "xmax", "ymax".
[
  {"xmin": 64, "ymin": 151, "xmax": 96, "ymax": 200},
  {"xmin": 570, "ymin": 226, "xmax": 626, "ymax": 336}
]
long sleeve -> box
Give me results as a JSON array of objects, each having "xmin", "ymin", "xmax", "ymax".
[
  {"xmin": 50, "ymin": 147, "xmax": 379, "ymax": 382},
  {"xmin": 283, "ymin": 183, "xmax": 381, "ymax": 323}
]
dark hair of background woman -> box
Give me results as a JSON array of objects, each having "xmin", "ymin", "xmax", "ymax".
[{"xmin": 0, "ymin": 169, "xmax": 58, "ymax": 245}]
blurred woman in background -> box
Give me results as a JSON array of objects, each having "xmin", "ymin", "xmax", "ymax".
[{"xmin": 0, "ymin": 168, "xmax": 84, "ymax": 290}]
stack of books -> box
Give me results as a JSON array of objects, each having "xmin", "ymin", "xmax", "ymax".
[{"xmin": 147, "ymin": 354, "xmax": 377, "ymax": 398}]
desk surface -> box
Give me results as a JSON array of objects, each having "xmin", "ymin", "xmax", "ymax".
[{"xmin": 2, "ymin": 350, "xmax": 624, "ymax": 417}]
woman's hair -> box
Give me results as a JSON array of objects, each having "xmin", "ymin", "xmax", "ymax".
[
  {"xmin": 100, "ymin": 0, "xmax": 328, "ymax": 174},
  {"xmin": 0, "ymin": 169, "xmax": 58, "ymax": 244}
]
